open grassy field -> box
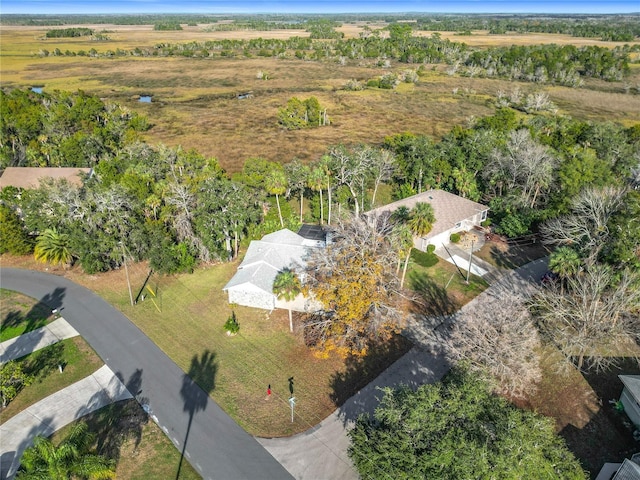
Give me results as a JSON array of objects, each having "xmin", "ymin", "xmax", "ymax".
[{"xmin": 2, "ymin": 24, "xmax": 639, "ymax": 172}]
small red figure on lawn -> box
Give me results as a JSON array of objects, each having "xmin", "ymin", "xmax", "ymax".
[{"xmin": 267, "ymin": 384, "xmax": 271, "ymax": 398}]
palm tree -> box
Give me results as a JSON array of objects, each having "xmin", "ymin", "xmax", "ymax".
[
  {"xmin": 392, "ymin": 202, "xmax": 435, "ymax": 289},
  {"xmin": 391, "ymin": 206, "xmax": 411, "ymax": 225},
  {"xmin": 265, "ymin": 169, "xmax": 288, "ymax": 228},
  {"xmin": 549, "ymin": 246, "xmax": 582, "ymax": 293},
  {"xmin": 393, "ymin": 223, "xmax": 415, "ymax": 289},
  {"xmin": 308, "ymin": 167, "xmax": 326, "ymax": 225},
  {"xmin": 34, "ymin": 227, "xmax": 73, "ymax": 267},
  {"xmin": 17, "ymin": 422, "xmax": 115, "ymax": 480},
  {"xmin": 407, "ymin": 202, "xmax": 435, "ymax": 238},
  {"xmin": 273, "ymin": 268, "xmax": 302, "ymax": 332}
]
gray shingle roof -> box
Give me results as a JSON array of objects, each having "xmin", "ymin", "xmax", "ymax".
[
  {"xmin": 365, "ymin": 189, "xmax": 488, "ymax": 238},
  {"xmin": 620, "ymin": 375, "xmax": 640, "ymax": 402},
  {"xmin": 223, "ymin": 229, "xmax": 311, "ymax": 294},
  {"xmin": 613, "ymin": 459, "xmax": 640, "ymax": 480}
]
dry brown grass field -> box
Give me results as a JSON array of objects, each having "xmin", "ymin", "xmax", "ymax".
[{"xmin": 2, "ymin": 24, "xmax": 639, "ymax": 172}]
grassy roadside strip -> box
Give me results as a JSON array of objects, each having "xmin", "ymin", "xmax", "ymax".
[
  {"xmin": 0, "ymin": 289, "xmax": 55, "ymax": 342},
  {"xmin": 0, "ymin": 337, "xmax": 103, "ymax": 423}
]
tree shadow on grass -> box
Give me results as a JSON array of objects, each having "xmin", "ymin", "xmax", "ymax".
[
  {"xmin": 408, "ymin": 271, "xmax": 457, "ymax": 320},
  {"xmin": 24, "ymin": 342, "xmax": 65, "ymax": 380},
  {"xmin": 70, "ymin": 369, "xmax": 146, "ymax": 468},
  {"xmin": 1, "ymin": 291, "xmax": 57, "ymax": 338},
  {"xmin": 1, "ymin": 287, "xmax": 66, "ymax": 362},
  {"xmin": 482, "ymin": 242, "xmax": 550, "ymax": 270},
  {"xmin": 177, "ymin": 350, "xmax": 217, "ymax": 480}
]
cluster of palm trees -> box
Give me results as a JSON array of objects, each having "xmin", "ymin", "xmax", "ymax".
[
  {"xmin": 17, "ymin": 422, "xmax": 114, "ymax": 479},
  {"xmin": 391, "ymin": 202, "xmax": 436, "ymax": 288}
]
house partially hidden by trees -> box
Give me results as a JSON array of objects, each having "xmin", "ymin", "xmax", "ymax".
[
  {"xmin": 0, "ymin": 167, "xmax": 92, "ymax": 189},
  {"xmin": 619, "ymin": 375, "xmax": 640, "ymax": 428},
  {"xmin": 223, "ymin": 228, "xmax": 324, "ymax": 312},
  {"xmin": 365, "ymin": 189, "xmax": 488, "ymax": 250}
]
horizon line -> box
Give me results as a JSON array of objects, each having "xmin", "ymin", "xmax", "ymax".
[{"xmin": 3, "ymin": 11, "xmax": 640, "ymax": 15}]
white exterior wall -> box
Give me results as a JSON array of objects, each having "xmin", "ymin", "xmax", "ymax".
[
  {"xmin": 620, "ymin": 387, "xmax": 640, "ymax": 427},
  {"xmin": 419, "ymin": 230, "xmax": 451, "ymax": 250},
  {"xmin": 418, "ymin": 211, "xmax": 488, "ymax": 251},
  {"xmin": 227, "ymin": 288, "xmax": 275, "ymax": 311}
]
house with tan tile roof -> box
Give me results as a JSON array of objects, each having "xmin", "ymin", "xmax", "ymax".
[
  {"xmin": 0, "ymin": 167, "xmax": 92, "ymax": 190},
  {"xmin": 365, "ymin": 189, "xmax": 489, "ymax": 250}
]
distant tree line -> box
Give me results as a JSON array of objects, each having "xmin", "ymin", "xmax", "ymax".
[
  {"xmin": 44, "ymin": 32, "xmax": 635, "ymax": 86},
  {"xmin": 3, "ymin": 14, "xmax": 639, "ymax": 42},
  {"xmin": 413, "ymin": 15, "xmax": 640, "ymax": 41},
  {"xmin": 45, "ymin": 27, "xmax": 93, "ymax": 38},
  {"xmin": 203, "ymin": 20, "xmax": 304, "ymax": 32}
]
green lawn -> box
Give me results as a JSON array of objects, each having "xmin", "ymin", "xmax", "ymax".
[
  {"xmin": 0, "ymin": 289, "xmax": 55, "ymax": 342},
  {"xmin": 407, "ymin": 256, "xmax": 489, "ymax": 317},
  {"xmin": 94, "ymin": 260, "xmax": 410, "ymax": 437},
  {"xmin": 0, "ymin": 337, "xmax": 103, "ymax": 423}
]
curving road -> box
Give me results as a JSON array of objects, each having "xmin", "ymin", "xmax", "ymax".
[{"xmin": 0, "ymin": 268, "xmax": 292, "ymax": 480}]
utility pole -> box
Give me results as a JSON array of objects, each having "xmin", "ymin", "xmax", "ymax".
[
  {"xmin": 121, "ymin": 242, "xmax": 134, "ymax": 306},
  {"xmin": 466, "ymin": 239, "xmax": 475, "ymax": 284}
]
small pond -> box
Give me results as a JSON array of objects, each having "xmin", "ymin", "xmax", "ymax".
[
  {"xmin": 139, "ymin": 95, "xmax": 152, "ymax": 103},
  {"xmin": 31, "ymin": 87, "xmax": 43, "ymax": 94}
]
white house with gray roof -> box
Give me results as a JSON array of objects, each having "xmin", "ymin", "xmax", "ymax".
[
  {"xmin": 223, "ymin": 229, "xmax": 323, "ymax": 312},
  {"xmin": 365, "ymin": 189, "xmax": 489, "ymax": 251}
]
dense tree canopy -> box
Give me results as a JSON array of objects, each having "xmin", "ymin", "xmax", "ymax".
[
  {"xmin": 303, "ymin": 216, "xmax": 402, "ymax": 356},
  {"xmin": 0, "ymin": 89, "xmax": 148, "ymax": 169},
  {"xmin": 348, "ymin": 367, "xmax": 586, "ymax": 480}
]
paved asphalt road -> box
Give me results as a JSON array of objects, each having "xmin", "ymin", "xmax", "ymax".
[{"xmin": 0, "ymin": 268, "xmax": 292, "ymax": 480}]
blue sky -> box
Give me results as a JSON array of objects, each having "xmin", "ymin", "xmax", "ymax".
[{"xmin": 1, "ymin": 0, "xmax": 638, "ymax": 14}]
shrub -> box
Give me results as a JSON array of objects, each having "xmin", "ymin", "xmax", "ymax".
[
  {"xmin": 426, "ymin": 244, "xmax": 436, "ymax": 254},
  {"xmin": 344, "ymin": 79, "xmax": 364, "ymax": 91},
  {"xmin": 450, "ymin": 233, "xmax": 461, "ymax": 243},
  {"xmin": 411, "ymin": 249, "xmax": 439, "ymax": 268},
  {"xmin": 224, "ymin": 311, "xmax": 240, "ymax": 335},
  {"xmin": 278, "ymin": 96, "xmax": 328, "ymax": 129},
  {"xmin": 378, "ymin": 73, "xmax": 399, "ymax": 89}
]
